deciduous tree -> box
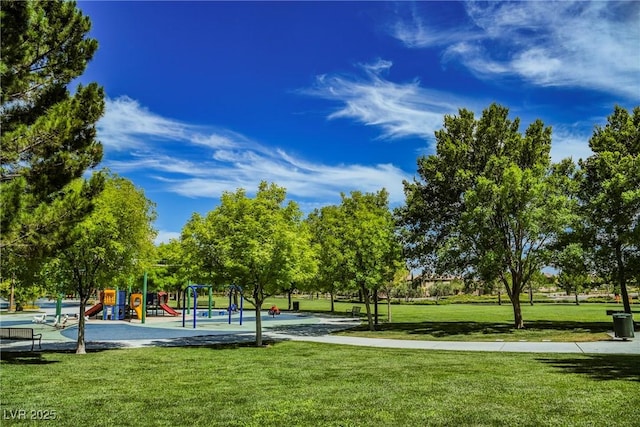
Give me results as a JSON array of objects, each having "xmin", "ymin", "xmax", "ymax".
[
  {"xmin": 48, "ymin": 174, "xmax": 156, "ymax": 354},
  {"xmin": 184, "ymin": 182, "xmax": 316, "ymax": 346},
  {"xmin": 577, "ymin": 106, "xmax": 640, "ymax": 314},
  {"xmin": 148, "ymin": 240, "xmax": 189, "ymax": 307},
  {"xmin": 307, "ymin": 205, "xmax": 347, "ymax": 312},
  {"xmin": 338, "ymin": 190, "xmax": 402, "ymax": 331},
  {"xmin": 181, "ymin": 212, "xmax": 227, "ymax": 288},
  {"xmin": 398, "ymin": 104, "xmax": 572, "ymax": 328}
]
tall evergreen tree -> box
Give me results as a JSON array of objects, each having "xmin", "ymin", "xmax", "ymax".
[{"xmin": 1, "ymin": 1, "xmax": 105, "ymax": 271}]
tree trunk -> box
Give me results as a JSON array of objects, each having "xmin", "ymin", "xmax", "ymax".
[
  {"xmin": 76, "ymin": 299, "xmax": 87, "ymax": 354},
  {"xmin": 361, "ymin": 285, "xmax": 374, "ymax": 331},
  {"xmin": 575, "ymin": 291, "xmax": 579, "ymax": 306},
  {"xmin": 504, "ymin": 269, "xmax": 526, "ymax": 329},
  {"xmin": 615, "ymin": 242, "xmax": 632, "ymax": 314},
  {"xmin": 255, "ymin": 302, "xmax": 263, "ymax": 346},
  {"xmin": 387, "ymin": 297, "xmax": 391, "ymax": 323},
  {"xmin": 373, "ymin": 287, "xmax": 378, "ymax": 327},
  {"xmin": 330, "ymin": 291, "xmax": 334, "ymax": 313},
  {"xmin": 9, "ymin": 276, "xmax": 15, "ymax": 312},
  {"xmin": 529, "ymin": 283, "xmax": 534, "ymax": 306},
  {"xmin": 287, "ymin": 290, "xmax": 292, "ymax": 311},
  {"xmin": 511, "ymin": 295, "xmax": 524, "ymax": 329}
]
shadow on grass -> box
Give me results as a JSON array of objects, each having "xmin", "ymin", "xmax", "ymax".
[
  {"xmin": 347, "ymin": 320, "xmax": 612, "ymax": 337},
  {"xmin": 0, "ymin": 337, "xmax": 277, "ymax": 359},
  {"xmin": 266, "ymin": 322, "xmax": 359, "ymax": 337},
  {"xmin": 537, "ymin": 355, "xmax": 640, "ymax": 382},
  {"xmin": 144, "ymin": 335, "xmax": 272, "ymax": 349},
  {"xmin": 0, "ymin": 342, "xmax": 130, "ymax": 363},
  {"xmin": 0, "ymin": 352, "xmax": 59, "ymax": 365}
]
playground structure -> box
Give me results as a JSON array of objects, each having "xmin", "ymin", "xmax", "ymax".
[
  {"xmin": 130, "ymin": 293, "xmax": 143, "ymax": 320},
  {"xmin": 182, "ymin": 284, "xmax": 244, "ymax": 328},
  {"xmin": 85, "ymin": 290, "xmax": 180, "ymax": 321},
  {"xmin": 103, "ymin": 290, "xmax": 126, "ymax": 320},
  {"xmin": 268, "ymin": 305, "xmax": 281, "ymax": 317},
  {"xmin": 129, "ymin": 291, "xmax": 179, "ymax": 320},
  {"xmin": 182, "ymin": 284, "xmax": 214, "ymax": 328},
  {"xmin": 227, "ymin": 285, "xmax": 244, "ymax": 325},
  {"xmin": 82, "ymin": 283, "xmax": 247, "ymax": 327},
  {"xmin": 84, "ymin": 293, "xmax": 103, "ymax": 318},
  {"xmin": 158, "ymin": 292, "xmax": 179, "ymax": 316},
  {"xmin": 85, "ymin": 290, "xmax": 126, "ymax": 320}
]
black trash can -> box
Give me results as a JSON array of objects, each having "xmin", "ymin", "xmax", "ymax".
[
  {"xmin": 612, "ymin": 313, "xmax": 635, "ymax": 339},
  {"xmin": 292, "ymin": 301, "xmax": 300, "ymax": 311}
]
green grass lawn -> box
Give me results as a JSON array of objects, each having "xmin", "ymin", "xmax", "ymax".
[
  {"xmin": 260, "ymin": 297, "xmax": 629, "ymax": 342},
  {"xmin": 1, "ymin": 342, "xmax": 638, "ymax": 426}
]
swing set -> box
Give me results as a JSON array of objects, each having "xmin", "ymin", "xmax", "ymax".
[{"xmin": 182, "ymin": 284, "xmax": 244, "ymax": 328}]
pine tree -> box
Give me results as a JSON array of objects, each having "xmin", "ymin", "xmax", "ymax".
[
  {"xmin": 1, "ymin": 0, "xmax": 105, "ymax": 306},
  {"xmin": 1, "ymin": 0, "xmax": 105, "ymax": 255}
]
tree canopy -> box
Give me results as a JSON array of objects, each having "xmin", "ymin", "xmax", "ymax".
[
  {"xmin": 306, "ymin": 204, "xmax": 347, "ymax": 312},
  {"xmin": 310, "ymin": 190, "xmax": 402, "ymax": 330},
  {"xmin": 47, "ymin": 174, "xmax": 157, "ymax": 353},
  {"xmin": 577, "ymin": 106, "xmax": 640, "ymax": 313},
  {"xmin": 181, "ymin": 182, "xmax": 316, "ymax": 345},
  {"xmin": 398, "ymin": 103, "xmax": 572, "ymax": 328}
]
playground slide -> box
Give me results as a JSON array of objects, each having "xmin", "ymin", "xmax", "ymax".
[
  {"xmin": 84, "ymin": 303, "xmax": 103, "ymax": 317},
  {"xmin": 159, "ymin": 303, "xmax": 179, "ymax": 316}
]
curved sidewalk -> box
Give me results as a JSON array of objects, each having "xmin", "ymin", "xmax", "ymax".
[{"xmin": 266, "ymin": 332, "xmax": 640, "ymax": 355}]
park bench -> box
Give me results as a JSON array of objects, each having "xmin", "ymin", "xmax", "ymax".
[
  {"xmin": 346, "ymin": 306, "xmax": 361, "ymax": 317},
  {"xmin": 0, "ymin": 328, "xmax": 42, "ymax": 351}
]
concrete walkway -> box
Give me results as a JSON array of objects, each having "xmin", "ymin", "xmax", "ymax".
[
  {"xmin": 3, "ymin": 329, "xmax": 638, "ymax": 354},
  {"xmin": 266, "ymin": 332, "xmax": 640, "ymax": 355}
]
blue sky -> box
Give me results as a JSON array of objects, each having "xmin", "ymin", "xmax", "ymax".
[{"xmin": 76, "ymin": 1, "xmax": 640, "ymax": 244}]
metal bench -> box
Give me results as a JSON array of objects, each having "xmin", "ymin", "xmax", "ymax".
[{"xmin": 0, "ymin": 327, "xmax": 42, "ymax": 351}]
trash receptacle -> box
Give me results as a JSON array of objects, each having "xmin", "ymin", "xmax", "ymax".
[
  {"xmin": 292, "ymin": 301, "xmax": 299, "ymax": 311},
  {"xmin": 612, "ymin": 313, "xmax": 635, "ymax": 339}
]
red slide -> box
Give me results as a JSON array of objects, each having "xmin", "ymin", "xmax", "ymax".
[
  {"xmin": 85, "ymin": 303, "xmax": 103, "ymax": 317},
  {"xmin": 160, "ymin": 303, "xmax": 179, "ymax": 316}
]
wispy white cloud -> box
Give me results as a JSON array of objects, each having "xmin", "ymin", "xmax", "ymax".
[
  {"xmin": 99, "ymin": 97, "xmax": 412, "ymax": 208},
  {"xmin": 303, "ymin": 59, "xmax": 471, "ymax": 141},
  {"xmin": 391, "ymin": 5, "xmax": 479, "ymax": 48},
  {"xmin": 392, "ymin": 1, "xmax": 640, "ymax": 99},
  {"xmin": 107, "ymin": 153, "xmax": 213, "ymax": 177},
  {"xmin": 97, "ymin": 96, "xmax": 189, "ymax": 150},
  {"xmin": 154, "ymin": 150, "xmax": 409, "ymax": 205},
  {"xmin": 301, "ymin": 59, "xmax": 598, "ymax": 164}
]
